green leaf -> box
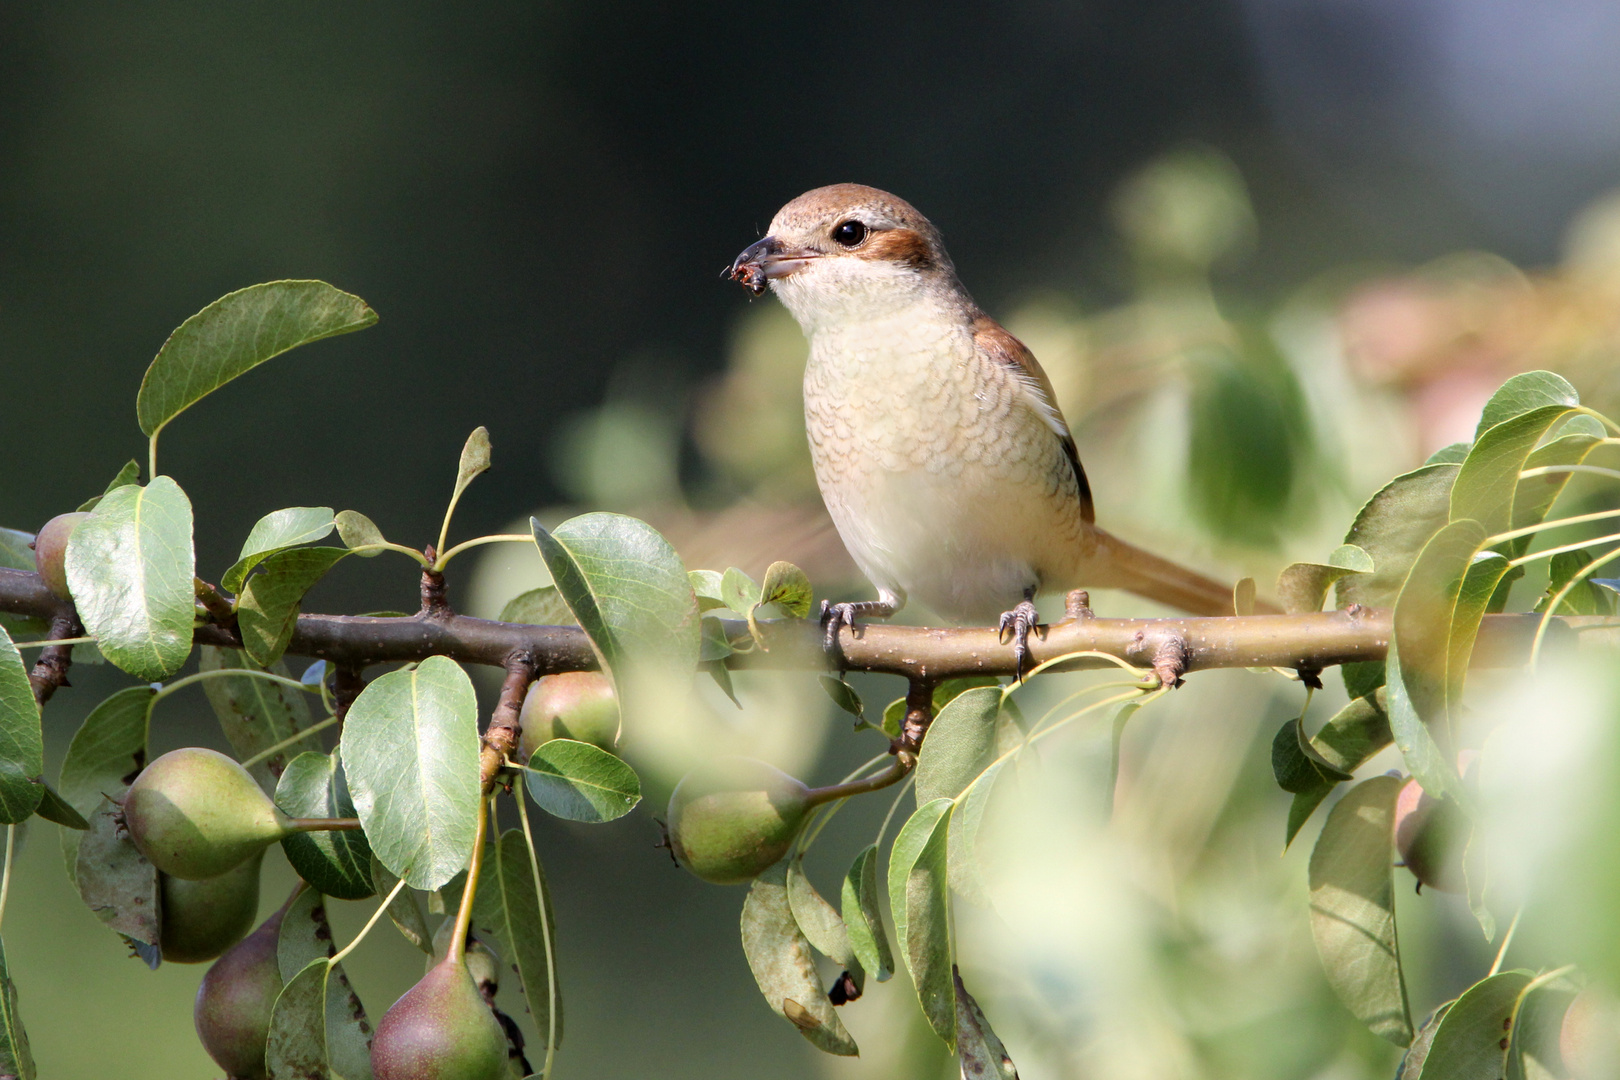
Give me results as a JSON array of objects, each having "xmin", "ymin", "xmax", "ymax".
[
  {"xmin": 1276, "ymin": 545, "xmax": 1374, "ymax": 614},
  {"xmin": 1307, "ymin": 775, "xmax": 1412, "ymax": 1046},
  {"xmin": 272, "ymin": 888, "xmax": 373, "ymax": 1080},
  {"xmin": 136, "ymin": 281, "xmax": 376, "ymax": 439},
  {"xmin": 1508, "ymin": 431, "xmax": 1603, "ymax": 559},
  {"xmin": 75, "ymin": 794, "xmax": 159, "ymax": 961},
  {"xmin": 276, "ymin": 750, "xmax": 375, "ymax": 900},
  {"xmin": 1283, "ymin": 690, "xmax": 1394, "ymax": 848},
  {"xmin": 882, "ymin": 698, "xmax": 905, "ymax": 740},
  {"xmin": 1426, "ymin": 443, "xmax": 1472, "ymax": 466},
  {"xmin": 64, "ymin": 477, "xmax": 195, "ymax": 680},
  {"xmin": 522, "ymin": 739, "xmax": 641, "ymax": 823},
  {"xmin": 720, "ymin": 567, "xmax": 761, "ymax": 616},
  {"xmin": 915, "ymin": 687, "xmax": 1002, "ymax": 806},
  {"xmin": 450, "ymin": 427, "xmax": 493, "ymax": 509},
  {"xmin": 699, "ymin": 617, "xmax": 733, "ymax": 664},
  {"xmin": 759, "ymin": 561, "xmax": 813, "ymax": 619},
  {"xmin": 1392, "ymin": 521, "xmax": 1488, "ymax": 750},
  {"xmin": 0, "ymin": 628, "xmax": 44, "ymax": 824},
  {"xmin": 0, "ymin": 531, "xmax": 34, "ymax": 572},
  {"xmin": 57, "ymin": 686, "xmax": 154, "ymax": 876},
  {"xmin": 341, "ymin": 656, "xmax": 482, "ymax": 891},
  {"xmin": 954, "ymin": 968, "xmax": 1018, "ymax": 1080},
  {"xmin": 32, "ymin": 781, "xmax": 88, "ymax": 830},
  {"xmin": 222, "ymin": 507, "xmax": 335, "ymax": 594},
  {"xmin": 1536, "ymin": 550, "xmax": 1618, "ymax": 615},
  {"xmin": 1385, "ymin": 645, "xmax": 1456, "ymax": 807},
  {"xmin": 530, "ymin": 513, "xmax": 699, "ymax": 719},
  {"xmin": 889, "ymin": 798, "xmax": 956, "ymax": 1047},
  {"xmin": 238, "ymin": 547, "xmax": 348, "ymax": 667},
  {"xmin": 333, "ymin": 509, "xmax": 387, "ymax": 556},
  {"xmin": 842, "ymin": 844, "xmax": 893, "ymax": 982},
  {"xmin": 1338, "ymin": 464, "xmax": 1459, "ymax": 610},
  {"xmin": 949, "ymin": 758, "xmax": 1009, "ymax": 907},
  {"xmin": 689, "ymin": 569, "xmax": 727, "ymax": 612},
  {"xmin": 818, "ymin": 675, "xmax": 864, "ymax": 720},
  {"xmin": 740, "ymin": 862, "xmax": 858, "ymax": 1056},
  {"xmin": 369, "ymin": 856, "xmax": 431, "ymax": 952},
  {"xmin": 498, "ymin": 586, "xmax": 576, "ymax": 627},
  {"xmin": 76, "ymin": 460, "xmax": 142, "ymax": 512},
  {"xmin": 1417, "ymin": 970, "xmax": 1535, "ymax": 1079},
  {"xmin": 0, "ymin": 939, "xmax": 36, "ymax": 1080},
  {"xmin": 200, "ymin": 647, "xmax": 316, "ymax": 793},
  {"xmin": 786, "ymin": 857, "xmax": 855, "ymax": 969},
  {"xmin": 472, "ymin": 829, "xmax": 563, "ymax": 1054},
  {"xmin": 1452, "ymin": 404, "xmax": 1578, "ymax": 535},
  {"xmin": 1474, "ymin": 370, "xmax": 1578, "ymax": 438},
  {"xmin": 1397, "ymin": 1002, "xmax": 1453, "ymax": 1079},
  {"xmin": 1508, "ymin": 975, "xmax": 1578, "ymax": 1080}
]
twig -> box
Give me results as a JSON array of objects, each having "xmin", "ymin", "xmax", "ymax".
[
  {"xmin": 27, "ymin": 609, "xmax": 80, "ymax": 706},
  {"xmin": 481, "ymin": 653, "xmax": 538, "ymax": 791}
]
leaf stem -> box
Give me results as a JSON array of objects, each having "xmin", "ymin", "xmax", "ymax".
[
  {"xmin": 514, "ymin": 788, "xmax": 559, "ymax": 1080},
  {"xmin": 152, "ymin": 666, "xmax": 316, "ymax": 704},
  {"xmin": 1486, "ymin": 505, "xmax": 1620, "ymax": 546},
  {"xmin": 448, "ymin": 794, "xmax": 491, "ymax": 966},
  {"xmin": 872, "ymin": 773, "xmax": 917, "ymax": 851},
  {"xmin": 1008, "ymin": 649, "xmax": 1150, "ymax": 690},
  {"xmin": 1488, "ymin": 907, "xmax": 1522, "ymax": 978},
  {"xmin": 347, "ymin": 541, "xmax": 432, "ymax": 566},
  {"xmin": 0, "ymin": 825, "xmax": 14, "ymax": 935},
  {"xmin": 1517, "ymin": 464, "xmax": 1620, "ymax": 483},
  {"xmin": 329, "ymin": 878, "xmax": 408, "ymax": 968},
  {"xmin": 148, "ymin": 434, "xmax": 160, "ymax": 489},
  {"xmin": 11, "ymin": 636, "xmax": 96, "ymax": 649},
  {"xmin": 238, "ymin": 715, "xmax": 339, "ymax": 771},
  {"xmin": 1506, "ymin": 530, "xmax": 1620, "ymax": 568},
  {"xmin": 290, "ymin": 817, "xmax": 363, "ymax": 832},
  {"xmin": 432, "ymin": 534, "xmax": 534, "ymax": 572}
]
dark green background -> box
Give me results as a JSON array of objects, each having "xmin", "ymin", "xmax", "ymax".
[{"xmin": 3, "ymin": 4, "xmax": 1613, "ymax": 1077}]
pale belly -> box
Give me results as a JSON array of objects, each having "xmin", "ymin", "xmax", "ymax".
[{"xmin": 804, "ymin": 319, "xmax": 1092, "ymax": 624}]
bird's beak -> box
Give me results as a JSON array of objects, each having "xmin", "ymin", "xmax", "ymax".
[{"xmin": 727, "ymin": 236, "xmax": 819, "ymax": 295}]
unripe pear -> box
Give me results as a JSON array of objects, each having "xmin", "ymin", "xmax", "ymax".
[
  {"xmin": 194, "ymin": 890, "xmax": 293, "ymax": 1080},
  {"xmin": 519, "ymin": 672, "xmax": 620, "ymax": 754},
  {"xmin": 667, "ymin": 757, "xmax": 812, "ymax": 885},
  {"xmin": 124, "ymin": 748, "xmax": 295, "ymax": 880},
  {"xmin": 1393, "ymin": 751, "xmax": 1478, "ymax": 894},
  {"xmin": 371, "ymin": 955, "xmax": 508, "ymax": 1080},
  {"xmin": 33, "ymin": 512, "xmax": 90, "ymax": 599},
  {"xmin": 161, "ymin": 850, "xmax": 264, "ymax": 964}
]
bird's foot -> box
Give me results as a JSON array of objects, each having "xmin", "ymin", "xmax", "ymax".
[
  {"xmin": 821, "ymin": 599, "xmax": 897, "ymax": 660},
  {"xmin": 997, "ymin": 598, "xmax": 1043, "ymax": 679}
]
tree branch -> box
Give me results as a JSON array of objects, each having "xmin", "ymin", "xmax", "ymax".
[{"xmin": 2, "ymin": 567, "xmax": 1614, "ymax": 686}]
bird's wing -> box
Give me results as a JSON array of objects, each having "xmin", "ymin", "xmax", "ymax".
[{"xmin": 971, "ymin": 314, "xmax": 1095, "ymax": 524}]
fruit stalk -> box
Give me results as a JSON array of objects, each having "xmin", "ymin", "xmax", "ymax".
[
  {"xmin": 448, "ymin": 794, "xmax": 491, "ymax": 966},
  {"xmin": 803, "ymin": 754, "xmax": 915, "ymax": 808}
]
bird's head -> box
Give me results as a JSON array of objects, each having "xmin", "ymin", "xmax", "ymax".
[{"xmin": 728, "ymin": 184, "xmax": 958, "ymax": 329}]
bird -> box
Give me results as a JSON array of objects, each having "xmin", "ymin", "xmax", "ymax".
[{"xmin": 727, "ymin": 183, "xmax": 1261, "ymax": 668}]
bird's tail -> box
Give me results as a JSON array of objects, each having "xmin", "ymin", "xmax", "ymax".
[{"xmin": 1090, "ymin": 528, "xmax": 1279, "ymax": 616}]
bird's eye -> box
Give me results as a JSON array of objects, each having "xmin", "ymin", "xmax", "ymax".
[{"xmin": 831, "ymin": 220, "xmax": 868, "ymax": 247}]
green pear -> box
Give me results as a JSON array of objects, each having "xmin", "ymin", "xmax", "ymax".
[
  {"xmin": 123, "ymin": 748, "xmax": 295, "ymax": 880},
  {"xmin": 194, "ymin": 889, "xmax": 294, "ymax": 1080},
  {"xmin": 666, "ymin": 757, "xmax": 813, "ymax": 885},
  {"xmin": 371, "ymin": 955, "xmax": 509, "ymax": 1080},
  {"xmin": 161, "ymin": 850, "xmax": 264, "ymax": 964},
  {"xmin": 32, "ymin": 512, "xmax": 90, "ymax": 599},
  {"xmin": 518, "ymin": 671, "xmax": 620, "ymax": 754}
]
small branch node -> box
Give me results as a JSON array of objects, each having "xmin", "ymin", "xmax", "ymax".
[
  {"xmin": 1148, "ymin": 634, "xmax": 1188, "ymax": 689},
  {"xmin": 27, "ymin": 609, "xmax": 80, "ymax": 706},
  {"xmin": 480, "ymin": 651, "xmax": 538, "ymax": 792},
  {"xmin": 898, "ymin": 677, "xmax": 937, "ymax": 754},
  {"xmin": 1063, "ymin": 589, "xmax": 1095, "ymax": 621}
]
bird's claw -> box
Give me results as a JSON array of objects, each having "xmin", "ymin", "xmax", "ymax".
[
  {"xmin": 821, "ymin": 598, "xmax": 897, "ymax": 661},
  {"xmin": 997, "ymin": 599, "xmax": 1042, "ymax": 679}
]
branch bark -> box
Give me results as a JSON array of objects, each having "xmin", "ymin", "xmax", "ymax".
[{"xmin": 2, "ymin": 566, "xmax": 1614, "ymax": 684}]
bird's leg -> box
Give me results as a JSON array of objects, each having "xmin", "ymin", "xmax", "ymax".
[
  {"xmin": 821, "ymin": 592, "xmax": 901, "ymax": 659},
  {"xmin": 997, "ymin": 586, "xmax": 1043, "ymax": 679}
]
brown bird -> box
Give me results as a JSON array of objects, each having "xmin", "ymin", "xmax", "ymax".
[{"xmin": 728, "ymin": 183, "xmax": 1258, "ymax": 666}]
